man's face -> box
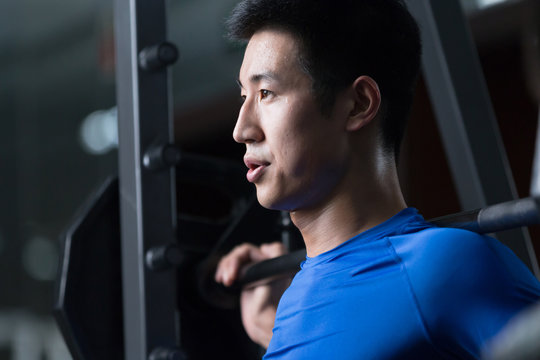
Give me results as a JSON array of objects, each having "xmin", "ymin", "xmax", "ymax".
[{"xmin": 234, "ymin": 28, "xmax": 350, "ymax": 211}]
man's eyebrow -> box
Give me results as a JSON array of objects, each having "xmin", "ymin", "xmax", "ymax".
[{"xmin": 236, "ymin": 72, "xmax": 279, "ymax": 89}]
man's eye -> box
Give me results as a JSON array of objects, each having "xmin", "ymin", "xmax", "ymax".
[
  {"xmin": 240, "ymin": 95, "xmax": 246, "ymax": 103},
  {"xmin": 260, "ymin": 89, "xmax": 271, "ymax": 100}
]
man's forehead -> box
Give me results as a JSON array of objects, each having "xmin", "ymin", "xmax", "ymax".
[
  {"xmin": 239, "ymin": 29, "xmax": 300, "ymax": 83},
  {"xmin": 249, "ymin": 27, "xmax": 300, "ymax": 55}
]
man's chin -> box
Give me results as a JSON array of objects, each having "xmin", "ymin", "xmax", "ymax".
[
  {"xmin": 256, "ymin": 197, "xmax": 280, "ymax": 211},
  {"xmin": 255, "ymin": 192, "xmax": 295, "ymax": 212}
]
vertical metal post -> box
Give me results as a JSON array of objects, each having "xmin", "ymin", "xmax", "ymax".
[
  {"xmin": 114, "ymin": 0, "xmax": 179, "ymax": 359},
  {"xmin": 530, "ymin": 108, "xmax": 540, "ymax": 196},
  {"xmin": 405, "ymin": 0, "xmax": 539, "ymax": 275}
]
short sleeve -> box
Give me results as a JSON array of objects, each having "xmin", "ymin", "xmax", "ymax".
[{"xmin": 397, "ymin": 228, "xmax": 540, "ymax": 358}]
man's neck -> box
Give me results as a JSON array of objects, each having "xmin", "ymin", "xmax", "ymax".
[{"xmin": 290, "ymin": 157, "xmax": 406, "ymax": 258}]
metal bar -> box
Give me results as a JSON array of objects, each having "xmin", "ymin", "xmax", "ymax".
[
  {"xmin": 430, "ymin": 196, "xmax": 540, "ymax": 234},
  {"xmin": 530, "ymin": 107, "xmax": 540, "ymax": 196},
  {"xmin": 404, "ymin": 0, "xmax": 539, "ymax": 275},
  {"xmin": 114, "ymin": 0, "xmax": 179, "ymax": 358},
  {"xmin": 238, "ymin": 249, "xmax": 306, "ymax": 288},
  {"xmin": 231, "ymin": 197, "xmax": 540, "ymax": 290}
]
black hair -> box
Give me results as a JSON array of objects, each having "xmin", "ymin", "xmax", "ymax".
[{"xmin": 226, "ymin": 0, "xmax": 422, "ymax": 159}]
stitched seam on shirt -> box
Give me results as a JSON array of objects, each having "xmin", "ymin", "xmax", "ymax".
[{"xmin": 385, "ymin": 237, "xmax": 449, "ymax": 359}]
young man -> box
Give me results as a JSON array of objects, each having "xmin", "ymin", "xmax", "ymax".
[{"xmin": 214, "ymin": 0, "xmax": 540, "ymax": 358}]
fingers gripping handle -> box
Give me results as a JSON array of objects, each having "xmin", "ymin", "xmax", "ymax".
[{"xmin": 198, "ymin": 250, "xmax": 305, "ymax": 309}]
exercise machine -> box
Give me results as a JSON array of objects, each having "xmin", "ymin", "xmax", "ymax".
[{"xmin": 54, "ymin": 0, "xmax": 540, "ymax": 359}]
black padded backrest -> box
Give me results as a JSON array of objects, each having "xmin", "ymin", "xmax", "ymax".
[{"xmin": 54, "ymin": 177, "xmax": 123, "ymax": 360}]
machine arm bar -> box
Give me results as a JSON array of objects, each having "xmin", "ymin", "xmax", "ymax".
[
  {"xmin": 431, "ymin": 196, "xmax": 540, "ymax": 234},
  {"xmin": 234, "ymin": 197, "xmax": 540, "ymax": 288}
]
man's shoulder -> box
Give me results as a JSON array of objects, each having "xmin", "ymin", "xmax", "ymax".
[
  {"xmin": 389, "ymin": 224, "xmax": 537, "ymax": 296},
  {"xmin": 393, "ymin": 223, "xmax": 540, "ymax": 313},
  {"xmin": 389, "ymin": 226, "xmax": 540, "ymax": 357},
  {"xmin": 391, "ymin": 224, "xmax": 495, "ymax": 265}
]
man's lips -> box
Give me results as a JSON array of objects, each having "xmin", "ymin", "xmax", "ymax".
[{"xmin": 244, "ymin": 157, "xmax": 270, "ymax": 183}]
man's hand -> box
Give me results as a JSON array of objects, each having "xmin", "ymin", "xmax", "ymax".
[{"xmin": 214, "ymin": 242, "xmax": 290, "ymax": 348}]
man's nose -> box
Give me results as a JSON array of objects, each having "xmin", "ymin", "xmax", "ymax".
[{"xmin": 232, "ymin": 98, "xmax": 264, "ymax": 144}]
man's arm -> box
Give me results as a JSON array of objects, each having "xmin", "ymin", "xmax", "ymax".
[{"xmin": 214, "ymin": 242, "xmax": 291, "ymax": 348}]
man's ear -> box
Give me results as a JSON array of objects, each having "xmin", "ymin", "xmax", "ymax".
[{"xmin": 346, "ymin": 76, "xmax": 381, "ymax": 132}]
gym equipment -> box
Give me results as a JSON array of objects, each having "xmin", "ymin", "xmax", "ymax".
[
  {"xmin": 54, "ymin": 177, "xmax": 124, "ymax": 360},
  {"xmin": 55, "ymin": 177, "xmax": 540, "ymax": 359},
  {"xmin": 196, "ymin": 197, "xmax": 302, "ymax": 310},
  {"xmin": 405, "ymin": 0, "xmax": 538, "ymax": 273},
  {"xmin": 482, "ymin": 301, "xmax": 540, "ymax": 360},
  {"xmin": 54, "ymin": 154, "xmax": 267, "ymax": 360},
  {"xmin": 54, "ymin": 0, "xmax": 540, "ymax": 358},
  {"xmin": 202, "ymin": 196, "xmax": 540, "ymax": 304}
]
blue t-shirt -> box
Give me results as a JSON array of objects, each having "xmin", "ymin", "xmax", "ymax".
[{"xmin": 264, "ymin": 208, "xmax": 540, "ymax": 359}]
